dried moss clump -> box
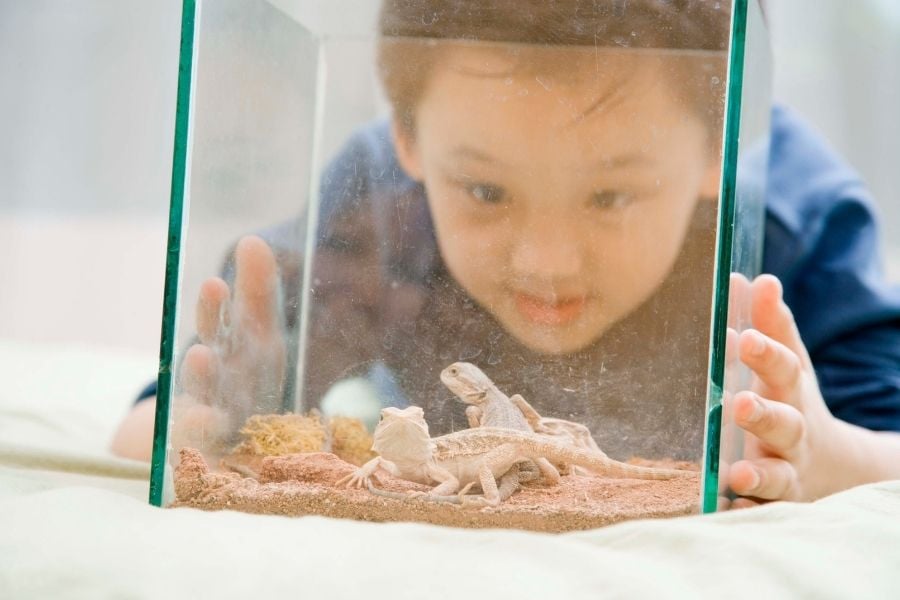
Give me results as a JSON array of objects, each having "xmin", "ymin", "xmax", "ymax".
[
  {"xmin": 232, "ymin": 413, "xmax": 327, "ymax": 456},
  {"xmin": 229, "ymin": 412, "xmax": 375, "ymax": 466},
  {"xmin": 328, "ymin": 416, "xmax": 376, "ymax": 466}
]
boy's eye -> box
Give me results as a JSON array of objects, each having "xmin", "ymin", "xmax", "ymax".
[
  {"xmin": 465, "ymin": 183, "xmax": 505, "ymax": 204},
  {"xmin": 591, "ymin": 189, "xmax": 633, "ymax": 210}
]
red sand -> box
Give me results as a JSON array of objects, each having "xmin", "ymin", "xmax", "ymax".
[{"xmin": 173, "ymin": 448, "xmax": 701, "ymax": 532}]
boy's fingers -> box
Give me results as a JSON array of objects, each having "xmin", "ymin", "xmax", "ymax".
[
  {"xmin": 724, "ymin": 327, "xmax": 740, "ymax": 367},
  {"xmin": 197, "ymin": 277, "xmax": 230, "ymax": 345},
  {"xmin": 730, "ymin": 497, "xmax": 761, "ymax": 510},
  {"xmin": 739, "ymin": 328, "xmax": 803, "ymax": 401},
  {"xmin": 233, "ymin": 236, "xmax": 281, "ymax": 338},
  {"xmin": 727, "ymin": 272, "xmax": 752, "ymax": 328},
  {"xmin": 181, "ymin": 344, "xmax": 217, "ymax": 405},
  {"xmin": 729, "ymin": 457, "xmax": 798, "ymax": 501},
  {"xmin": 732, "ymin": 390, "xmax": 805, "ymax": 454},
  {"xmin": 750, "ymin": 275, "xmax": 812, "ymax": 369}
]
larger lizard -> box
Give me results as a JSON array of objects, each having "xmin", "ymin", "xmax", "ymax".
[{"xmin": 339, "ymin": 406, "xmax": 693, "ymax": 507}]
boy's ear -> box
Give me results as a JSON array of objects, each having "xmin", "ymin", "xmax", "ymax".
[
  {"xmin": 391, "ymin": 119, "xmax": 425, "ymax": 182},
  {"xmin": 699, "ymin": 157, "xmax": 721, "ymax": 201}
]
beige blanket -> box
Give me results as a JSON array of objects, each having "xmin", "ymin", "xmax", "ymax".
[{"xmin": 1, "ymin": 339, "xmax": 899, "ymax": 599}]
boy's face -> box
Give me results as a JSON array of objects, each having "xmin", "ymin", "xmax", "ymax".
[{"xmin": 394, "ymin": 47, "xmax": 720, "ymax": 355}]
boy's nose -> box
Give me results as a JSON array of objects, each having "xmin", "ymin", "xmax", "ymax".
[{"xmin": 510, "ymin": 224, "xmax": 582, "ymax": 282}]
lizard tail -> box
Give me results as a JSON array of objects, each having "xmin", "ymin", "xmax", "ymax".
[
  {"xmin": 542, "ymin": 442, "xmax": 695, "ymax": 480},
  {"xmin": 584, "ymin": 459, "xmax": 694, "ymax": 480}
]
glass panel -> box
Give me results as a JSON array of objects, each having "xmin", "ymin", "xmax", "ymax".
[
  {"xmin": 150, "ymin": 0, "xmax": 321, "ymax": 505},
  {"xmin": 152, "ymin": 0, "xmax": 769, "ymax": 530},
  {"xmin": 703, "ymin": 0, "xmax": 772, "ymax": 512}
]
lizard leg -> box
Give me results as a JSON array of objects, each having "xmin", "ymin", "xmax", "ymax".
[
  {"xmin": 509, "ymin": 394, "xmax": 543, "ymax": 431},
  {"xmin": 476, "ymin": 444, "xmax": 521, "ymax": 507},
  {"xmin": 337, "ymin": 456, "xmax": 397, "ymax": 489},
  {"xmin": 425, "ymin": 463, "xmax": 461, "ymax": 497},
  {"xmin": 457, "ymin": 481, "xmax": 477, "ymax": 496},
  {"xmin": 497, "ymin": 466, "xmax": 521, "ymax": 501},
  {"xmin": 515, "ymin": 461, "xmax": 541, "ymax": 484},
  {"xmin": 461, "ymin": 466, "xmax": 520, "ymax": 508},
  {"xmin": 566, "ymin": 422, "xmax": 603, "ymax": 452},
  {"xmin": 535, "ymin": 457, "xmax": 561, "ymax": 485},
  {"xmin": 475, "ymin": 464, "xmax": 501, "ymax": 507},
  {"xmin": 465, "ymin": 405, "xmax": 483, "ymax": 428}
]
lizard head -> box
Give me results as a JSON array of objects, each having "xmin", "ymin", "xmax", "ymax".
[
  {"xmin": 440, "ymin": 362, "xmax": 491, "ymax": 405},
  {"xmin": 371, "ymin": 406, "xmax": 433, "ymax": 460}
]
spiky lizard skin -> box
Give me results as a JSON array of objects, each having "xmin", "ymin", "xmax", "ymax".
[
  {"xmin": 440, "ymin": 362, "xmax": 559, "ymax": 493},
  {"xmin": 441, "ymin": 361, "xmax": 603, "ymax": 476},
  {"xmin": 340, "ymin": 406, "xmax": 692, "ymax": 507},
  {"xmin": 338, "ymin": 406, "xmax": 522, "ymax": 505}
]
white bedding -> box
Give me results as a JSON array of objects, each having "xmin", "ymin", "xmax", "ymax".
[{"xmin": 1, "ymin": 338, "xmax": 899, "ymax": 599}]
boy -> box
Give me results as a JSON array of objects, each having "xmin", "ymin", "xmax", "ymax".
[{"xmin": 112, "ymin": 0, "xmax": 900, "ymax": 507}]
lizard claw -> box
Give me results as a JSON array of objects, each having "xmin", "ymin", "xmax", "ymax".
[{"xmin": 337, "ymin": 469, "xmax": 369, "ymax": 489}]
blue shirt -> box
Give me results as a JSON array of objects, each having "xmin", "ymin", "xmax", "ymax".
[
  {"xmin": 763, "ymin": 106, "xmax": 900, "ymax": 431},
  {"xmin": 140, "ymin": 105, "xmax": 900, "ymax": 454}
]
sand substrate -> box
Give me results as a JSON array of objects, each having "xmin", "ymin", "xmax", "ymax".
[{"xmin": 173, "ymin": 448, "xmax": 701, "ymax": 532}]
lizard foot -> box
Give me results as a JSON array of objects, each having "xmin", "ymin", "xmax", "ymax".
[{"xmin": 337, "ymin": 469, "xmax": 370, "ymax": 489}]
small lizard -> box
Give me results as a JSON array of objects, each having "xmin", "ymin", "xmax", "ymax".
[
  {"xmin": 441, "ymin": 361, "xmax": 603, "ymax": 475},
  {"xmin": 440, "ymin": 362, "xmax": 560, "ymax": 490},
  {"xmin": 440, "ymin": 362, "xmax": 536, "ymax": 431},
  {"xmin": 339, "ymin": 406, "xmax": 693, "ymax": 507}
]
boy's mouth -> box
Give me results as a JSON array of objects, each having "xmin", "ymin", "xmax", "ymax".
[{"xmin": 514, "ymin": 292, "xmax": 586, "ymax": 326}]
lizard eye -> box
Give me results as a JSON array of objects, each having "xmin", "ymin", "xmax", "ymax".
[{"xmin": 449, "ymin": 367, "xmax": 458, "ymax": 376}]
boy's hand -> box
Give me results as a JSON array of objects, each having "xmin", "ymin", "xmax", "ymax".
[
  {"xmin": 172, "ymin": 235, "xmax": 287, "ymax": 448},
  {"xmin": 726, "ymin": 274, "xmax": 848, "ymax": 507}
]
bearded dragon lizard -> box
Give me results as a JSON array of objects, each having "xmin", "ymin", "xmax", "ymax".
[
  {"xmin": 441, "ymin": 362, "xmax": 538, "ymax": 432},
  {"xmin": 440, "ymin": 362, "xmax": 559, "ymax": 493},
  {"xmin": 339, "ymin": 406, "xmax": 693, "ymax": 508},
  {"xmin": 441, "ymin": 361, "xmax": 604, "ymax": 475}
]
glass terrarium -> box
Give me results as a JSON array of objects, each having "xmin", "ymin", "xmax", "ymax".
[{"xmin": 150, "ymin": 0, "xmax": 772, "ymax": 531}]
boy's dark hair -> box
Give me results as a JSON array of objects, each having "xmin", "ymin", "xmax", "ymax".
[{"xmin": 377, "ymin": 0, "xmax": 730, "ymax": 134}]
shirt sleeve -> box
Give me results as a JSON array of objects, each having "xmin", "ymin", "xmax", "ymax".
[
  {"xmin": 135, "ymin": 380, "xmax": 157, "ymax": 403},
  {"xmin": 786, "ymin": 196, "xmax": 900, "ymax": 431},
  {"xmin": 763, "ymin": 106, "xmax": 900, "ymax": 432}
]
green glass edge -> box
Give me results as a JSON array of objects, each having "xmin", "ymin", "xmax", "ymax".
[
  {"xmin": 149, "ymin": 0, "xmax": 197, "ymax": 507},
  {"xmin": 702, "ymin": 0, "xmax": 748, "ymax": 514}
]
